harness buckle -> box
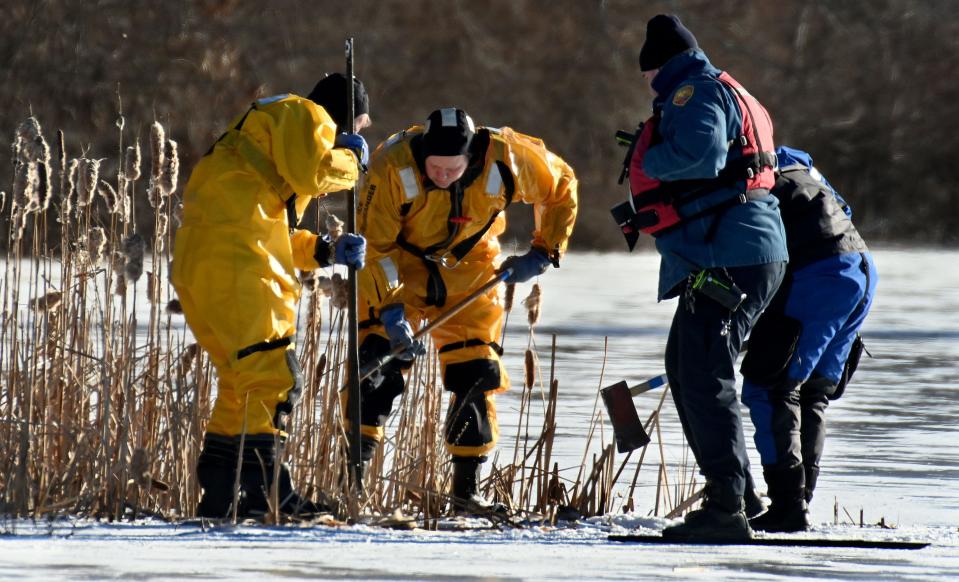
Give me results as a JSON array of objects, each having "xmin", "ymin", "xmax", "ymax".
[{"xmin": 425, "ymin": 251, "xmax": 459, "ymax": 269}]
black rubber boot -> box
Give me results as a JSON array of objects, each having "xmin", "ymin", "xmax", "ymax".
[
  {"xmin": 450, "ymin": 457, "xmax": 507, "ymax": 516},
  {"xmin": 662, "ymin": 481, "xmax": 752, "ymax": 541},
  {"xmin": 241, "ymin": 454, "xmax": 329, "ymax": 518},
  {"xmin": 750, "ymin": 464, "xmax": 810, "ymax": 533},
  {"xmin": 195, "ymin": 437, "xmax": 245, "ymax": 518}
]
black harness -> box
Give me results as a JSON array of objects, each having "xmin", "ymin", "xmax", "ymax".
[{"xmin": 395, "ymin": 135, "xmax": 515, "ymax": 307}]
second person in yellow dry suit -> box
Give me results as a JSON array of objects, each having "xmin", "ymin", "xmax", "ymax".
[
  {"xmin": 353, "ymin": 107, "xmax": 578, "ymax": 511},
  {"xmin": 171, "ymin": 73, "xmax": 371, "ymax": 518}
]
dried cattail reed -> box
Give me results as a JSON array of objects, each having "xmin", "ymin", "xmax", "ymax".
[
  {"xmin": 63, "ymin": 158, "xmax": 79, "ymax": 216},
  {"xmin": 504, "ymin": 283, "xmax": 516, "ymax": 312},
  {"xmin": 121, "ymin": 233, "xmax": 147, "ymax": 283},
  {"xmin": 88, "ymin": 227, "xmax": 107, "ymax": 264},
  {"xmin": 30, "ymin": 291, "xmax": 62, "ymax": 312},
  {"xmin": 77, "ymin": 158, "xmax": 102, "ymax": 208},
  {"xmin": 0, "ymin": 191, "xmax": 6, "ymax": 214},
  {"xmin": 330, "ymin": 273, "xmax": 348, "ymax": 310},
  {"xmin": 523, "ymin": 283, "xmax": 541, "ymax": 326},
  {"xmin": 156, "ymin": 214, "xmax": 169, "ymax": 249},
  {"xmin": 123, "ymin": 142, "xmax": 142, "ymax": 181},
  {"xmin": 524, "ymin": 348, "xmax": 536, "ymax": 389},
  {"xmin": 146, "ymin": 272, "xmax": 157, "ymax": 300},
  {"xmin": 160, "ymin": 139, "xmax": 179, "ymax": 196},
  {"xmin": 325, "ymin": 213, "xmax": 344, "ymax": 240},
  {"xmin": 114, "ymin": 272, "xmax": 127, "ymax": 296},
  {"xmin": 166, "ymin": 299, "xmax": 183, "ymax": 314},
  {"xmin": 12, "ymin": 151, "xmax": 38, "ymax": 213},
  {"xmin": 148, "ymin": 122, "xmax": 165, "ymax": 208},
  {"xmin": 316, "ymin": 275, "xmax": 333, "ymax": 297},
  {"xmin": 299, "ymin": 270, "xmax": 316, "ymax": 293},
  {"xmin": 16, "ymin": 117, "xmax": 52, "ymax": 212},
  {"xmin": 98, "ymin": 180, "xmax": 119, "ymax": 214},
  {"xmin": 179, "ymin": 343, "xmax": 199, "ymax": 370}
]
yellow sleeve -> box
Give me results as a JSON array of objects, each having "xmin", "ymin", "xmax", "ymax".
[
  {"xmin": 506, "ymin": 130, "xmax": 579, "ymax": 260},
  {"xmin": 267, "ymin": 99, "xmax": 359, "ymax": 196},
  {"xmin": 357, "ymin": 148, "xmax": 406, "ymax": 310},
  {"xmin": 290, "ymin": 228, "xmax": 321, "ymax": 271}
]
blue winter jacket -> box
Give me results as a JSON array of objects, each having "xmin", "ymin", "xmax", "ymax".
[{"xmin": 643, "ymin": 50, "xmax": 788, "ymax": 300}]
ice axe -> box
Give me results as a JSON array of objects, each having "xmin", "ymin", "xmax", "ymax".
[
  {"xmin": 359, "ymin": 268, "xmax": 513, "ymax": 382},
  {"xmin": 600, "ymin": 374, "xmax": 668, "ymax": 453}
]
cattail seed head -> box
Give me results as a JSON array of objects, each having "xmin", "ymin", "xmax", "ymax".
[
  {"xmin": 316, "ymin": 275, "xmax": 333, "ymax": 297},
  {"xmin": 114, "ymin": 272, "xmax": 127, "ymax": 296},
  {"xmin": 121, "ymin": 233, "xmax": 147, "ymax": 283},
  {"xmin": 179, "ymin": 343, "xmax": 199, "ymax": 370},
  {"xmin": 524, "ymin": 349, "xmax": 536, "ymax": 389},
  {"xmin": 15, "ymin": 118, "xmax": 53, "ymax": 213},
  {"xmin": 88, "ymin": 227, "xmax": 107, "ymax": 264},
  {"xmin": 77, "ymin": 158, "xmax": 101, "ymax": 207},
  {"xmin": 30, "ymin": 291, "xmax": 62, "ymax": 312},
  {"xmin": 325, "ymin": 213, "xmax": 344, "ymax": 240},
  {"xmin": 330, "ymin": 272, "xmax": 348, "ymax": 310},
  {"xmin": 148, "ymin": 122, "xmax": 165, "ymax": 208},
  {"xmin": 504, "ymin": 283, "xmax": 516, "ymax": 312},
  {"xmin": 299, "ymin": 269, "xmax": 316, "ymax": 292},
  {"xmin": 523, "ymin": 284, "xmax": 541, "ymax": 327},
  {"xmin": 160, "ymin": 139, "xmax": 179, "ymax": 196},
  {"xmin": 123, "ymin": 142, "xmax": 141, "ymax": 182},
  {"xmin": 98, "ymin": 179, "xmax": 119, "ymax": 214},
  {"xmin": 63, "ymin": 158, "xmax": 79, "ymax": 216}
]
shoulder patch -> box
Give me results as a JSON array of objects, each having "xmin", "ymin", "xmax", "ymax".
[{"xmin": 672, "ymin": 85, "xmax": 695, "ymax": 107}]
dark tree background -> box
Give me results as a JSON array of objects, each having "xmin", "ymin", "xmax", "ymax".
[{"xmin": 3, "ymin": 0, "xmax": 957, "ymax": 250}]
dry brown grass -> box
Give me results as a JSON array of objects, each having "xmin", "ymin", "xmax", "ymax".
[{"xmin": 0, "ymin": 116, "xmax": 702, "ymax": 525}]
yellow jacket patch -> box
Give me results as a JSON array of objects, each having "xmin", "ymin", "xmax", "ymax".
[{"xmin": 672, "ymin": 85, "xmax": 695, "ymax": 106}]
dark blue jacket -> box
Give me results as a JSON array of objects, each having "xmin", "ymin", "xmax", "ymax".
[
  {"xmin": 644, "ymin": 50, "xmax": 788, "ymax": 299},
  {"xmin": 773, "ymin": 146, "xmax": 868, "ymax": 270}
]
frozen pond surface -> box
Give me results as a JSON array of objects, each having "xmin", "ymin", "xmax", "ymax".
[{"xmin": 3, "ymin": 248, "xmax": 958, "ymax": 580}]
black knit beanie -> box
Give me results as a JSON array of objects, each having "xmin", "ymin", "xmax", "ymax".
[
  {"xmin": 422, "ymin": 108, "xmax": 475, "ymax": 157},
  {"xmin": 306, "ymin": 73, "xmax": 370, "ymax": 133},
  {"xmin": 639, "ymin": 14, "xmax": 699, "ymax": 72}
]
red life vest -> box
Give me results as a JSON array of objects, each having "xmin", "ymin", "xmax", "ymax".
[{"xmin": 624, "ymin": 71, "xmax": 776, "ymax": 237}]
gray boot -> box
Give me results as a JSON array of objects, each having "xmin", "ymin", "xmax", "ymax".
[{"xmin": 663, "ymin": 481, "xmax": 752, "ymax": 541}]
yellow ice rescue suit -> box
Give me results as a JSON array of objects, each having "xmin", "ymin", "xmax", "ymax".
[
  {"xmin": 172, "ymin": 93, "xmax": 359, "ymax": 439},
  {"xmin": 354, "ymin": 124, "xmax": 577, "ymax": 458}
]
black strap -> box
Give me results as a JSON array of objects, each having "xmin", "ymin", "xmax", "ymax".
[
  {"xmin": 447, "ymin": 161, "xmax": 515, "ymax": 261},
  {"xmin": 438, "ymin": 339, "xmax": 504, "ymax": 356},
  {"xmin": 237, "ymin": 335, "xmax": 292, "ymax": 360}
]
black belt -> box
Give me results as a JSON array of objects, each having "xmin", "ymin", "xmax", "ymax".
[{"xmin": 237, "ymin": 335, "xmax": 292, "ymax": 360}]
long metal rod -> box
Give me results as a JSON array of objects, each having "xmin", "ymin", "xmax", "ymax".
[
  {"xmin": 344, "ymin": 38, "xmax": 363, "ymax": 497},
  {"xmin": 359, "ymin": 269, "xmax": 512, "ymax": 381}
]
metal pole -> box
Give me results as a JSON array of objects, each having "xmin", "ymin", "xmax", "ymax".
[{"xmin": 344, "ymin": 38, "xmax": 363, "ymax": 498}]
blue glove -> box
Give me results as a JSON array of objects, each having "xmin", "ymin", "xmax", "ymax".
[
  {"xmin": 380, "ymin": 305, "xmax": 426, "ymax": 361},
  {"xmin": 500, "ymin": 248, "xmax": 551, "ymax": 284},
  {"xmin": 334, "ymin": 233, "xmax": 366, "ymax": 270},
  {"xmin": 334, "ymin": 133, "xmax": 369, "ymax": 166}
]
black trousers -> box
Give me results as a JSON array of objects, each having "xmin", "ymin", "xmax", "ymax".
[{"xmin": 665, "ymin": 261, "xmax": 786, "ymax": 501}]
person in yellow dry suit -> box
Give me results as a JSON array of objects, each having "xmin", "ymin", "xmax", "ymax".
[
  {"xmin": 354, "ymin": 107, "xmax": 578, "ymax": 511},
  {"xmin": 171, "ymin": 73, "xmax": 371, "ymax": 518}
]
